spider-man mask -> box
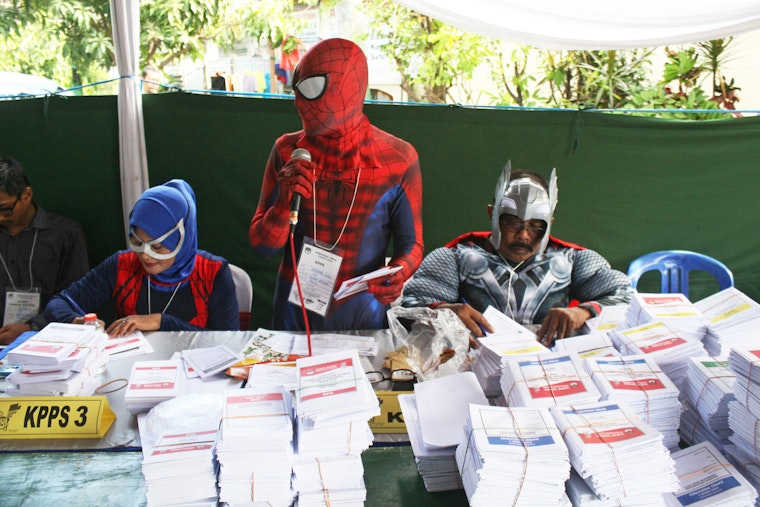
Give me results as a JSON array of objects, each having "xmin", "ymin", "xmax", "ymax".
[{"xmin": 293, "ymin": 38, "xmax": 368, "ymax": 139}]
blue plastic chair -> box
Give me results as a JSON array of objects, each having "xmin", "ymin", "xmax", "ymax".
[{"xmin": 627, "ymin": 250, "xmax": 734, "ymax": 299}]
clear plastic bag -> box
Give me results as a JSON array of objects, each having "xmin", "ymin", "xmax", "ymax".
[{"xmin": 386, "ymin": 306, "xmax": 470, "ymax": 381}]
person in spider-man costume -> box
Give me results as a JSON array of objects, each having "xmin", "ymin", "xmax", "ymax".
[{"xmin": 249, "ymin": 38, "xmax": 424, "ymax": 331}]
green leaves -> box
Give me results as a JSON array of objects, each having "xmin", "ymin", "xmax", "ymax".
[{"xmin": 360, "ymin": 0, "xmax": 490, "ymax": 103}]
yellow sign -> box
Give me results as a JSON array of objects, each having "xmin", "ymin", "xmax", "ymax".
[
  {"xmin": 0, "ymin": 396, "xmax": 116, "ymax": 439},
  {"xmin": 369, "ymin": 390, "xmax": 410, "ymax": 434}
]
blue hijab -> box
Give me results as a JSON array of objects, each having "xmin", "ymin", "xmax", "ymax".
[{"xmin": 129, "ymin": 179, "xmax": 198, "ymax": 286}]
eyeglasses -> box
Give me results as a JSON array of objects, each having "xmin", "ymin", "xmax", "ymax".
[
  {"xmin": 499, "ymin": 216, "xmax": 547, "ymax": 237},
  {"xmin": 366, "ymin": 369, "xmax": 417, "ymax": 391},
  {"xmin": 128, "ymin": 219, "xmax": 185, "ymax": 260},
  {"xmin": 0, "ymin": 196, "xmax": 21, "ymax": 216}
]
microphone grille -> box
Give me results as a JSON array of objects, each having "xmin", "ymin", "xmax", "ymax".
[{"xmin": 291, "ymin": 148, "xmax": 312, "ymax": 162}]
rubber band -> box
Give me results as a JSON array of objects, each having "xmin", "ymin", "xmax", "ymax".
[
  {"xmin": 515, "ymin": 355, "xmax": 592, "ymax": 407},
  {"xmin": 457, "ymin": 427, "xmax": 474, "ymax": 476},
  {"xmin": 536, "ymin": 356, "xmax": 560, "ymax": 407},
  {"xmin": 507, "ymin": 406, "xmax": 530, "ymax": 507},
  {"xmin": 347, "ymin": 422, "xmax": 354, "ymax": 455},
  {"xmin": 629, "ymin": 362, "xmax": 652, "ymax": 424},
  {"xmin": 687, "ymin": 373, "xmax": 735, "ymax": 443},
  {"xmin": 678, "ymin": 463, "xmax": 733, "ymax": 482},
  {"xmin": 577, "ymin": 410, "xmax": 628, "ymax": 498},
  {"xmin": 316, "ymin": 457, "xmax": 331, "ymax": 507},
  {"xmin": 747, "ymin": 358, "xmax": 757, "ymax": 409},
  {"xmin": 95, "ymin": 377, "xmax": 128, "ymax": 394}
]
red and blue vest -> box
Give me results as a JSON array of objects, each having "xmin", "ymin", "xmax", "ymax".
[{"xmin": 112, "ymin": 251, "xmax": 222, "ymax": 328}]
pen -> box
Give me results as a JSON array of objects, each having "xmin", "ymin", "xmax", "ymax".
[
  {"xmin": 460, "ymin": 297, "xmax": 488, "ymax": 336},
  {"xmin": 62, "ymin": 292, "xmax": 85, "ymax": 316}
]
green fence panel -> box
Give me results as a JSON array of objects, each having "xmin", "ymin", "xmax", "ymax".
[{"xmin": 2, "ymin": 94, "xmax": 758, "ymax": 328}]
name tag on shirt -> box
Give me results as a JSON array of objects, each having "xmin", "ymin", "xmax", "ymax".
[{"xmin": 4, "ymin": 287, "xmax": 41, "ymax": 326}]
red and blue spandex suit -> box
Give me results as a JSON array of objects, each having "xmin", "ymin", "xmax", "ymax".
[{"xmin": 249, "ymin": 38, "xmax": 423, "ymax": 331}]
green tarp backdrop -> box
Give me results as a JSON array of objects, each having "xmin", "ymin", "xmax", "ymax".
[{"xmin": 1, "ymin": 93, "xmax": 758, "ymax": 328}]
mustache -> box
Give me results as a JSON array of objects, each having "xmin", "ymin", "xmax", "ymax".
[{"xmin": 507, "ymin": 242, "xmax": 534, "ymax": 250}]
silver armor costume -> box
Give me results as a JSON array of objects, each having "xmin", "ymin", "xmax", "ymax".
[
  {"xmin": 401, "ymin": 235, "xmax": 632, "ymax": 326},
  {"xmin": 403, "ymin": 166, "xmax": 631, "ymax": 327}
]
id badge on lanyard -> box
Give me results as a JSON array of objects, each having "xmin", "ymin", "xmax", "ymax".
[
  {"xmin": 288, "ymin": 237, "xmax": 343, "ymax": 317},
  {"xmin": 3, "ymin": 287, "xmax": 41, "ymax": 326}
]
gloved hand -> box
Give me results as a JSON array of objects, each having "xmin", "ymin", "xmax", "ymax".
[
  {"xmin": 366, "ymin": 267, "xmax": 406, "ymax": 305},
  {"xmin": 276, "ymin": 156, "xmax": 316, "ymax": 210}
]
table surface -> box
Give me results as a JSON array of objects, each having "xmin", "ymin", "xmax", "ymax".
[
  {"xmin": 0, "ymin": 330, "xmax": 468, "ymax": 505},
  {"xmin": 0, "ymin": 446, "xmax": 469, "ymax": 507}
]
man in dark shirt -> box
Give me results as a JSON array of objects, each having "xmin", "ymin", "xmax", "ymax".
[{"xmin": 0, "ymin": 157, "xmax": 89, "ymax": 344}]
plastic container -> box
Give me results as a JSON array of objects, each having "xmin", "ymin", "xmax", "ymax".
[
  {"xmin": 83, "ymin": 312, "xmax": 104, "ymax": 332},
  {"xmin": 83, "ymin": 312, "xmax": 107, "ymax": 374}
]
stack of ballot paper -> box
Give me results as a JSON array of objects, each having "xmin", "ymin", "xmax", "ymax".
[
  {"xmin": 565, "ymin": 470, "xmax": 627, "ymax": 507},
  {"xmin": 181, "ymin": 344, "xmax": 241, "ymax": 380},
  {"xmin": 136, "ymin": 393, "xmax": 224, "ymax": 507},
  {"xmin": 398, "ymin": 395, "xmax": 461, "ymax": 492},
  {"xmin": 624, "ymin": 293, "xmax": 706, "ymax": 341},
  {"xmin": 665, "ymin": 441, "xmax": 757, "ymax": 507},
  {"xmin": 292, "ymin": 350, "xmax": 380, "ymax": 505},
  {"xmin": 727, "ymin": 400, "xmax": 760, "ymax": 464},
  {"xmin": 500, "ymin": 352, "xmax": 601, "ymax": 408},
  {"xmin": 585, "ymin": 355, "xmax": 682, "ymax": 451},
  {"xmin": 680, "ymin": 405, "xmax": 728, "ymax": 452},
  {"xmin": 679, "ymin": 357, "xmax": 735, "ymax": 449},
  {"xmin": 582, "ymin": 304, "xmax": 630, "ymax": 334},
  {"xmin": 552, "ymin": 332, "xmax": 620, "ymax": 359},
  {"xmin": 609, "ymin": 320, "xmax": 705, "ymax": 389},
  {"xmin": 728, "ymin": 346, "xmax": 760, "ymax": 419},
  {"xmin": 141, "ymin": 427, "xmax": 220, "ymax": 506},
  {"xmin": 723, "ymin": 443, "xmax": 760, "ymax": 500},
  {"xmin": 124, "ymin": 348, "xmax": 243, "ymax": 414},
  {"xmin": 550, "ymin": 401, "xmax": 680, "ymax": 503},
  {"xmin": 471, "ymin": 306, "xmax": 546, "ymax": 397},
  {"xmin": 695, "ymin": 287, "xmax": 760, "ymax": 358},
  {"xmin": 245, "ymin": 362, "xmax": 298, "ymax": 391},
  {"xmin": 294, "ymin": 350, "xmax": 380, "ymax": 428},
  {"xmin": 726, "ymin": 347, "xmax": 760, "ymax": 471},
  {"xmin": 456, "ymin": 404, "xmax": 571, "ymax": 506},
  {"xmin": 104, "ymin": 331, "xmax": 153, "ymax": 360},
  {"xmin": 291, "ymin": 454, "xmax": 367, "ymax": 506},
  {"xmin": 216, "ymin": 386, "xmax": 296, "ymax": 507},
  {"xmin": 295, "ymin": 417, "xmax": 374, "ymax": 459},
  {"xmin": 4, "ymin": 322, "xmax": 108, "ymax": 396},
  {"xmin": 397, "ymin": 372, "xmax": 487, "ymax": 492},
  {"xmin": 124, "ymin": 359, "xmax": 185, "ymax": 414}
]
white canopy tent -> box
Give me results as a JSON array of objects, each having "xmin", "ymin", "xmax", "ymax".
[
  {"xmin": 107, "ymin": 0, "xmax": 760, "ymax": 230},
  {"xmin": 394, "ymin": 0, "xmax": 760, "ymax": 49},
  {"xmin": 110, "ymin": 0, "xmax": 149, "ymax": 237}
]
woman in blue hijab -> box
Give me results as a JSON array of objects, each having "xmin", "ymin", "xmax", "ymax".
[{"xmin": 45, "ymin": 179, "xmax": 239, "ymax": 334}]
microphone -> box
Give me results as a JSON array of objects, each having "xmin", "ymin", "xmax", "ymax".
[{"xmin": 289, "ymin": 148, "xmax": 312, "ymax": 231}]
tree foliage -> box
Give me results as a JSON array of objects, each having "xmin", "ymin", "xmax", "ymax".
[
  {"xmin": 0, "ymin": 0, "xmax": 744, "ymax": 117},
  {"xmin": 1, "ymin": 0, "xmax": 114, "ymax": 89},
  {"xmin": 0, "ymin": 0, "xmax": 332, "ymax": 93},
  {"xmin": 359, "ymin": 0, "xmax": 489, "ymax": 103},
  {"xmin": 232, "ymin": 0, "xmax": 332, "ymax": 93},
  {"xmin": 485, "ymin": 44, "xmax": 540, "ymax": 107}
]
